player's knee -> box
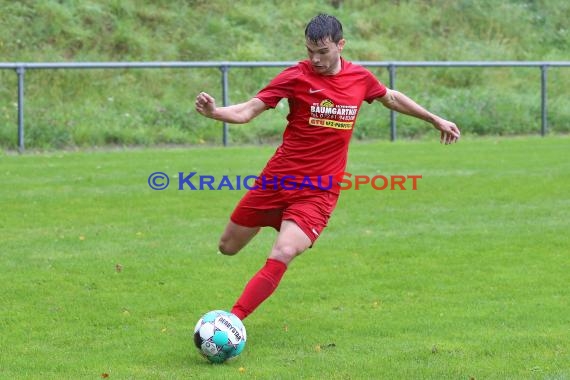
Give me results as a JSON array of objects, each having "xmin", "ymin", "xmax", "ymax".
[
  {"xmin": 218, "ymin": 239, "xmax": 239, "ymax": 256},
  {"xmin": 270, "ymin": 244, "xmax": 300, "ymax": 265}
]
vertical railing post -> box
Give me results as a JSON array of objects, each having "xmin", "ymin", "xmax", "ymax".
[
  {"xmin": 16, "ymin": 65, "xmax": 25, "ymax": 153},
  {"xmin": 540, "ymin": 64, "xmax": 548, "ymax": 136},
  {"xmin": 388, "ymin": 63, "xmax": 397, "ymax": 142},
  {"xmin": 220, "ymin": 64, "xmax": 229, "ymax": 146}
]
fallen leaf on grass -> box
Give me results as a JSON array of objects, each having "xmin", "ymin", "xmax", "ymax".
[{"xmin": 315, "ymin": 343, "xmax": 336, "ymax": 352}]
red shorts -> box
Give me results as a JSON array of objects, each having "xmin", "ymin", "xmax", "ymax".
[{"xmin": 230, "ymin": 181, "xmax": 340, "ymax": 243}]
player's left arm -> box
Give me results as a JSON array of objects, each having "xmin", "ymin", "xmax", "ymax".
[{"xmin": 377, "ymin": 88, "xmax": 460, "ymax": 144}]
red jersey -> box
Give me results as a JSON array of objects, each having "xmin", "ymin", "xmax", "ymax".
[{"xmin": 255, "ymin": 58, "xmax": 387, "ymax": 191}]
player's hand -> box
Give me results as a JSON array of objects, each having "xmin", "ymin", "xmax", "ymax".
[
  {"xmin": 195, "ymin": 92, "xmax": 217, "ymax": 118},
  {"xmin": 434, "ymin": 118, "xmax": 460, "ymax": 145}
]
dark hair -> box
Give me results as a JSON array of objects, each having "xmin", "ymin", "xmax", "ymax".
[{"xmin": 305, "ymin": 14, "xmax": 343, "ymax": 44}]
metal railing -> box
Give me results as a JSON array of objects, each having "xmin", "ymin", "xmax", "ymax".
[{"xmin": 1, "ymin": 61, "xmax": 569, "ymax": 152}]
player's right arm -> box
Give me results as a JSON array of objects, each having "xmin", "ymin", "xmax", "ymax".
[{"xmin": 195, "ymin": 92, "xmax": 268, "ymax": 124}]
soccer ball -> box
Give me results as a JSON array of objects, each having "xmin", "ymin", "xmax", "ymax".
[{"xmin": 193, "ymin": 310, "xmax": 247, "ymax": 363}]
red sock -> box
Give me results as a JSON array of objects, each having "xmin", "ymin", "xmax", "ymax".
[{"xmin": 231, "ymin": 258, "xmax": 288, "ymax": 320}]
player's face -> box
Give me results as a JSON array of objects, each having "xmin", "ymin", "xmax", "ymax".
[{"xmin": 306, "ymin": 37, "xmax": 345, "ymax": 76}]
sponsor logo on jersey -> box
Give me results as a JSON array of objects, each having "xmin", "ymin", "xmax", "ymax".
[{"xmin": 309, "ymin": 99, "xmax": 358, "ymax": 130}]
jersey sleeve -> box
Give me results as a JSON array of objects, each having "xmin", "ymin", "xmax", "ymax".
[
  {"xmin": 363, "ymin": 70, "xmax": 388, "ymax": 103},
  {"xmin": 254, "ymin": 64, "xmax": 302, "ymax": 108}
]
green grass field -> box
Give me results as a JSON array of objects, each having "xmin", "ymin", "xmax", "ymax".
[{"xmin": 1, "ymin": 136, "xmax": 569, "ymax": 379}]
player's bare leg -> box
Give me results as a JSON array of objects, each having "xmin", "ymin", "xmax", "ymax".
[
  {"xmin": 231, "ymin": 220, "xmax": 312, "ymax": 319},
  {"xmin": 218, "ymin": 221, "xmax": 260, "ymax": 255},
  {"xmin": 269, "ymin": 219, "xmax": 312, "ymax": 265}
]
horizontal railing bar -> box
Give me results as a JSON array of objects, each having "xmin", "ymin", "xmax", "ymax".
[{"xmin": 1, "ymin": 61, "xmax": 570, "ymax": 70}]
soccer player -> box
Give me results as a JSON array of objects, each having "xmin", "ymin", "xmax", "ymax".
[{"xmin": 195, "ymin": 14, "xmax": 460, "ymax": 321}]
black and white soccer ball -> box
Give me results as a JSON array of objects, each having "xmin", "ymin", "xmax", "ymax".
[{"xmin": 193, "ymin": 310, "xmax": 247, "ymax": 363}]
